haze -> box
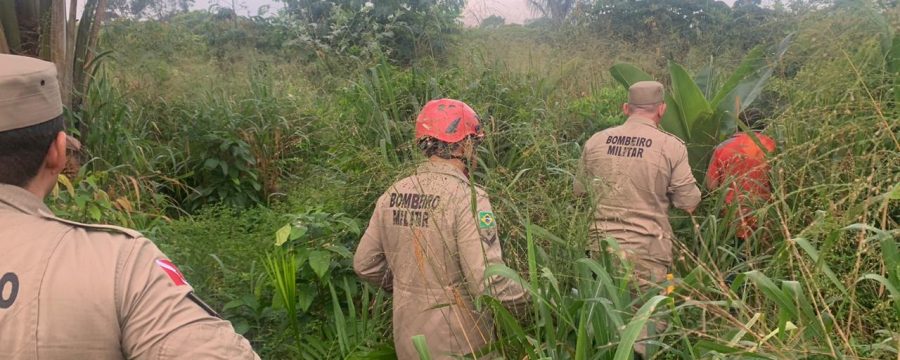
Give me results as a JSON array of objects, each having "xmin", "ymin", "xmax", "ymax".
[{"xmin": 199, "ymin": 0, "xmax": 738, "ymax": 25}]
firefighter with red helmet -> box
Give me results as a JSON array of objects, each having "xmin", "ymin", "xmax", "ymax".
[{"xmin": 354, "ymin": 99, "xmax": 528, "ymax": 359}]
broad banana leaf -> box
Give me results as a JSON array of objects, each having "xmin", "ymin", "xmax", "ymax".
[
  {"xmin": 712, "ymin": 34, "xmax": 794, "ymax": 135},
  {"xmin": 668, "ymin": 61, "xmax": 713, "ymax": 136},
  {"xmin": 609, "ymin": 63, "xmax": 691, "ymax": 140},
  {"xmin": 609, "ymin": 63, "xmax": 653, "ymax": 88},
  {"xmin": 693, "ymin": 63, "xmax": 718, "ymax": 100},
  {"xmin": 687, "ymin": 112, "xmax": 721, "ymax": 180},
  {"xmin": 659, "ymin": 93, "xmax": 688, "ymax": 141}
]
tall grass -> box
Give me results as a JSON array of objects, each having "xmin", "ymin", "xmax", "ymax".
[{"xmin": 55, "ymin": 3, "xmax": 900, "ymax": 359}]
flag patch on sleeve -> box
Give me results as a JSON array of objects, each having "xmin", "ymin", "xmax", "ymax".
[
  {"xmin": 478, "ymin": 211, "xmax": 496, "ymax": 229},
  {"xmin": 156, "ymin": 259, "xmax": 189, "ymax": 286}
]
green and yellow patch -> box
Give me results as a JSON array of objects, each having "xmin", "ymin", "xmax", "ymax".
[{"xmin": 478, "ymin": 211, "xmax": 496, "ymax": 229}]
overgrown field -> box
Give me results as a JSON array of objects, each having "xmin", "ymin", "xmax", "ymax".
[{"xmin": 48, "ymin": 1, "xmax": 898, "ymax": 359}]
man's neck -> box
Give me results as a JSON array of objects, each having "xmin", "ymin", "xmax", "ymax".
[
  {"xmin": 429, "ymin": 156, "xmax": 466, "ymax": 174},
  {"xmin": 23, "ymin": 174, "xmax": 52, "ymax": 200},
  {"xmin": 627, "ymin": 114, "xmax": 660, "ymax": 127}
]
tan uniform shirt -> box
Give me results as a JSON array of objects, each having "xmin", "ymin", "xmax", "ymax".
[
  {"xmin": 0, "ymin": 184, "xmax": 260, "ymax": 360},
  {"xmin": 354, "ymin": 161, "xmax": 528, "ymax": 360},
  {"xmin": 575, "ymin": 116, "xmax": 701, "ymax": 265}
]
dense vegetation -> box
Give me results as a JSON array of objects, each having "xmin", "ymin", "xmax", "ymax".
[{"xmin": 11, "ymin": 0, "xmax": 899, "ymax": 358}]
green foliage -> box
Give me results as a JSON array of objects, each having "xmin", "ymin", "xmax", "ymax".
[
  {"xmin": 890, "ymin": 34, "xmax": 899, "ymax": 105},
  {"xmin": 527, "ymin": 0, "xmax": 576, "ymax": 23},
  {"xmin": 277, "ymin": 0, "xmax": 463, "ymax": 66},
  {"xmin": 0, "ymin": 0, "xmax": 107, "ymax": 113},
  {"xmin": 186, "ymin": 131, "xmax": 263, "ymax": 211},
  {"xmin": 588, "ymin": 0, "xmax": 787, "ymax": 56},
  {"xmin": 63, "ymin": 2, "xmax": 900, "ymax": 359},
  {"xmin": 107, "ymin": 0, "xmax": 194, "ymax": 19},
  {"xmin": 609, "ymin": 36, "xmax": 792, "ymax": 176},
  {"xmin": 479, "ymin": 15, "xmax": 505, "ymax": 29}
]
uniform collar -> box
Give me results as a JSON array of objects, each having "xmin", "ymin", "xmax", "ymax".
[
  {"xmin": 625, "ymin": 115, "xmax": 659, "ymax": 128},
  {"xmin": 416, "ymin": 160, "xmax": 470, "ymax": 184},
  {"xmin": 0, "ymin": 183, "xmax": 52, "ymax": 216}
]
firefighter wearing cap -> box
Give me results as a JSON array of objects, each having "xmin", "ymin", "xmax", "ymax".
[
  {"xmin": 705, "ymin": 109, "xmax": 776, "ymax": 244},
  {"xmin": 354, "ymin": 99, "xmax": 528, "ymax": 359},
  {"xmin": 574, "ymin": 81, "xmax": 701, "ymax": 357},
  {"xmin": 0, "ymin": 54, "xmax": 260, "ymax": 359}
]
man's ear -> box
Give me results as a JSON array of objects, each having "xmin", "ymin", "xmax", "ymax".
[
  {"xmin": 622, "ymin": 103, "xmax": 631, "ymax": 116},
  {"xmin": 44, "ymin": 131, "xmax": 68, "ymax": 174},
  {"xmin": 657, "ymin": 103, "xmax": 668, "ymax": 118}
]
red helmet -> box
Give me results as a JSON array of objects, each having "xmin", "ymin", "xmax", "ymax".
[{"xmin": 415, "ymin": 99, "xmax": 483, "ymax": 144}]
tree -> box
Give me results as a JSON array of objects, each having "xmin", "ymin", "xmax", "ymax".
[
  {"xmin": 277, "ymin": 0, "xmax": 464, "ymax": 65},
  {"xmin": 0, "ymin": 0, "xmax": 108, "ymax": 111},
  {"xmin": 106, "ymin": 0, "xmax": 194, "ymax": 19},
  {"xmin": 527, "ymin": 0, "xmax": 576, "ymax": 23},
  {"xmin": 479, "ymin": 14, "xmax": 505, "ymax": 28}
]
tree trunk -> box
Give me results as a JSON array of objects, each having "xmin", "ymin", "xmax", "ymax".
[
  {"xmin": 0, "ymin": 17, "xmax": 10, "ymax": 53},
  {"xmin": 83, "ymin": 0, "xmax": 106, "ymax": 89},
  {"xmin": 0, "ymin": 0, "xmax": 22, "ymax": 52},
  {"xmin": 51, "ymin": 0, "xmax": 70, "ymax": 107}
]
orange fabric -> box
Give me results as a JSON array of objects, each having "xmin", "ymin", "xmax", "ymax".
[{"xmin": 705, "ymin": 132, "xmax": 776, "ymax": 239}]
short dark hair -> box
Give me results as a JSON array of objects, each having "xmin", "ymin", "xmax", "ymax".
[
  {"xmin": 417, "ymin": 137, "xmax": 456, "ymax": 159},
  {"xmin": 0, "ymin": 116, "xmax": 64, "ymax": 186}
]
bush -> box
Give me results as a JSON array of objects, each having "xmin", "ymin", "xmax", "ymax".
[{"xmin": 276, "ymin": 0, "xmax": 463, "ymax": 66}]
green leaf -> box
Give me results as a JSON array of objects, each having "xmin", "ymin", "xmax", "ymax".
[
  {"xmin": 694, "ymin": 340, "xmax": 772, "ymax": 359},
  {"xmin": 232, "ymin": 319, "xmax": 250, "ymax": 335},
  {"xmin": 890, "ymin": 35, "xmax": 899, "ymax": 104},
  {"xmin": 660, "ymin": 94, "xmax": 689, "ymax": 141},
  {"xmin": 275, "ymin": 224, "xmax": 292, "ymax": 246},
  {"xmin": 309, "ymin": 250, "xmax": 332, "ymax": 279},
  {"xmin": 613, "ymin": 295, "xmax": 670, "ymax": 360},
  {"xmin": 686, "ymin": 111, "xmax": 720, "ymax": 175},
  {"xmin": 411, "ymin": 335, "xmax": 433, "ymax": 360},
  {"xmin": 693, "ymin": 64, "xmax": 717, "ymax": 100},
  {"xmin": 297, "ymin": 283, "xmax": 316, "ymax": 312},
  {"xmin": 609, "ymin": 63, "xmax": 654, "ymax": 89},
  {"xmin": 88, "ymin": 204, "xmax": 102, "ymax": 221},
  {"xmin": 710, "ymin": 46, "xmax": 766, "ymax": 108},
  {"xmin": 484, "ymin": 264, "xmax": 535, "ymax": 295},
  {"xmin": 888, "ymin": 182, "xmax": 900, "ymax": 200},
  {"xmin": 203, "ymin": 158, "xmax": 219, "ymax": 169},
  {"xmin": 575, "ymin": 309, "xmax": 589, "ymax": 360},
  {"xmin": 290, "ymin": 224, "xmax": 308, "ymax": 241},
  {"xmin": 325, "ymin": 244, "xmax": 354, "ymax": 259},
  {"xmin": 669, "ymin": 61, "xmax": 713, "ymax": 133},
  {"xmin": 793, "ymin": 237, "xmax": 848, "ymax": 295},
  {"xmin": 223, "ymin": 299, "xmax": 245, "ymax": 312},
  {"xmin": 745, "ymin": 271, "xmax": 798, "ymax": 320},
  {"xmin": 858, "ymin": 274, "xmax": 900, "ymax": 300}
]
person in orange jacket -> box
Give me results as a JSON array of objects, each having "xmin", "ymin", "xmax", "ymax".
[{"xmin": 705, "ymin": 109, "xmax": 777, "ymax": 245}]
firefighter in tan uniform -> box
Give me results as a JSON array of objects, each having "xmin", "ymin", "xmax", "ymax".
[
  {"xmin": 574, "ymin": 81, "xmax": 701, "ymax": 357},
  {"xmin": 0, "ymin": 54, "xmax": 260, "ymax": 359},
  {"xmin": 354, "ymin": 99, "xmax": 528, "ymax": 359}
]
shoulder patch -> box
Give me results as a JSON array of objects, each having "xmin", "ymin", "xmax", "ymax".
[
  {"xmin": 38, "ymin": 210, "xmax": 143, "ymax": 238},
  {"xmin": 478, "ymin": 211, "xmax": 496, "ymax": 229}
]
